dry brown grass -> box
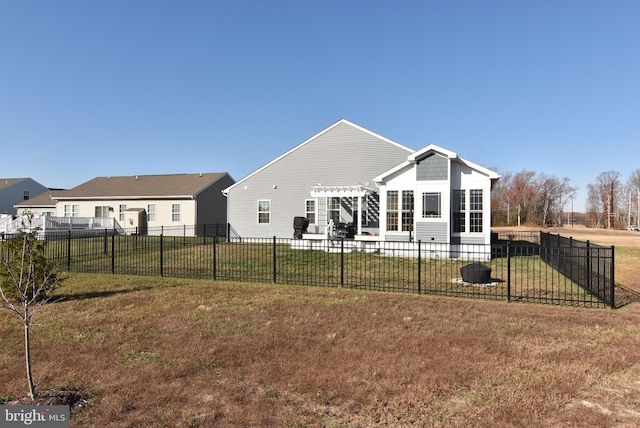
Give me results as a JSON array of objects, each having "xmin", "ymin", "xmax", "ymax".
[{"xmin": 1, "ymin": 227, "xmax": 640, "ymax": 427}]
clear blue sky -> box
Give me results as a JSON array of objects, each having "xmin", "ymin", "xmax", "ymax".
[{"xmin": 2, "ymin": 1, "xmax": 639, "ymax": 211}]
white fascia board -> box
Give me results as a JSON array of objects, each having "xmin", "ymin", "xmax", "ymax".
[
  {"xmin": 456, "ymin": 157, "xmax": 501, "ymax": 180},
  {"xmin": 373, "ymin": 161, "xmax": 412, "ymax": 184},
  {"xmin": 408, "ymin": 144, "xmax": 457, "ymax": 162}
]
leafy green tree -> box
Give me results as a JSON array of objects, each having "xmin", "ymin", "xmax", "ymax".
[{"xmin": 0, "ymin": 228, "xmax": 64, "ymax": 400}]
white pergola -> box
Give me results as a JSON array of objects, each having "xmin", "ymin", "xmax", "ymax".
[{"xmin": 309, "ymin": 184, "xmax": 375, "ymax": 236}]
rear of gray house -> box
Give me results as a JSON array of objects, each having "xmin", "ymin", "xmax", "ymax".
[
  {"xmin": 223, "ymin": 120, "xmax": 413, "ymax": 238},
  {"xmin": 223, "ymin": 119, "xmax": 499, "ymax": 247}
]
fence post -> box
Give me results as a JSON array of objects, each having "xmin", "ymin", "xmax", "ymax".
[
  {"xmin": 213, "ymin": 232, "xmax": 217, "ymax": 280},
  {"xmin": 506, "ymin": 241, "xmax": 511, "ymax": 303},
  {"xmin": 340, "ymin": 238, "xmax": 344, "ymax": 287},
  {"xmin": 417, "ymin": 240, "xmax": 422, "ymax": 294},
  {"xmin": 610, "ymin": 245, "xmax": 615, "ymax": 309},
  {"xmin": 103, "ymin": 228, "xmax": 108, "ymax": 255},
  {"xmin": 586, "ymin": 241, "xmax": 591, "ymax": 296},
  {"xmin": 160, "ymin": 233, "xmax": 164, "ymax": 277},
  {"xmin": 272, "ymin": 236, "xmax": 277, "ymax": 284},
  {"xmin": 111, "ymin": 231, "xmax": 115, "ymax": 274},
  {"xmin": 67, "ymin": 230, "xmax": 71, "ymax": 271}
]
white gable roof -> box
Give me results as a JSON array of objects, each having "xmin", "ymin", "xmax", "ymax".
[{"xmin": 374, "ymin": 144, "xmax": 500, "ymax": 184}]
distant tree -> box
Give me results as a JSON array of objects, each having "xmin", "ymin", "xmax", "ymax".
[
  {"xmin": 491, "ymin": 171, "xmax": 512, "ymax": 225},
  {"xmin": 594, "ymin": 171, "xmax": 622, "ymax": 229},
  {"xmin": 531, "ymin": 174, "xmax": 576, "ymax": 226},
  {"xmin": 0, "ymin": 227, "xmax": 64, "ymax": 400},
  {"xmin": 509, "ymin": 170, "xmax": 537, "ymax": 225},
  {"xmin": 624, "ymin": 169, "xmax": 640, "ymax": 226},
  {"xmin": 586, "ymin": 183, "xmax": 604, "ymax": 227}
]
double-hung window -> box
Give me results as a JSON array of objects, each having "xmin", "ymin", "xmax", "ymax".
[
  {"xmin": 64, "ymin": 204, "xmax": 79, "ymax": 217},
  {"xmin": 171, "ymin": 204, "xmax": 181, "ymax": 222},
  {"xmin": 469, "ymin": 189, "xmax": 483, "ymax": 232},
  {"xmin": 147, "ymin": 204, "xmax": 156, "ymax": 222},
  {"xmin": 401, "ymin": 191, "xmax": 414, "ymax": 231},
  {"xmin": 388, "ymin": 191, "xmax": 414, "ymax": 231},
  {"xmin": 305, "ymin": 199, "xmax": 316, "ymax": 225},
  {"xmin": 258, "ymin": 200, "xmax": 271, "ymax": 224},
  {"xmin": 386, "ymin": 191, "xmax": 399, "ymax": 231},
  {"xmin": 119, "ymin": 204, "xmax": 127, "ymax": 222},
  {"xmin": 328, "ymin": 197, "xmax": 340, "ymax": 223},
  {"xmin": 453, "ymin": 190, "xmax": 466, "ymax": 233}
]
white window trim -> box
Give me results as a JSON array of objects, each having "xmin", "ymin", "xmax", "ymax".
[
  {"xmin": 257, "ymin": 199, "xmax": 271, "ymax": 225},
  {"xmin": 305, "ymin": 199, "xmax": 317, "ymax": 225},
  {"xmin": 171, "ymin": 203, "xmax": 181, "ymax": 223}
]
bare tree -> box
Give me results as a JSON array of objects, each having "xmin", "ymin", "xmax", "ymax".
[
  {"xmin": 532, "ymin": 174, "xmax": 576, "ymax": 226},
  {"xmin": 594, "ymin": 171, "xmax": 622, "ymax": 229},
  {"xmin": 624, "ymin": 169, "xmax": 640, "ymax": 227},
  {"xmin": 491, "ymin": 170, "xmax": 512, "ymax": 225},
  {"xmin": 0, "ymin": 228, "xmax": 64, "ymax": 400},
  {"xmin": 509, "ymin": 170, "xmax": 537, "ymax": 226}
]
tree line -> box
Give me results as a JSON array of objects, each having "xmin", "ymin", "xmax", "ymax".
[{"xmin": 491, "ymin": 169, "xmax": 640, "ymax": 229}]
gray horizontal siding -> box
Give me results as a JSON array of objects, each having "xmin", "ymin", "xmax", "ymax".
[
  {"xmin": 228, "ymin": 122, "xmax": 412, "ymax": 238},
  {"xmin": 457, "ymin": 235, "xmax": 486, "ymax": 245},
  {"xmin": 415, "ymin": 222, "xmax": 448, "ymax": 243}
]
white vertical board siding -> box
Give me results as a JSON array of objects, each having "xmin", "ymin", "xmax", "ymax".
[{"xmin": 228, "ymin": 121, "xmax": 413, "ymax": 238}]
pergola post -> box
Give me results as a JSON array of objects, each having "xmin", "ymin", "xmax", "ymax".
[{"xmin": 357, "ymin": 196, "xmax": 363, "ymax": 235}]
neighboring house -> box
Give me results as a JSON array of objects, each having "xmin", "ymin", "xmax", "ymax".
[
  {"xmin": 0, "ymin": 178, "xmax": 49, "ymax": 215},
  {"xmin": 223, "ymin": 119, "xmax": 415, "ymax": 238},
  {"xmin": 52, "ymin": 173, "xmax": 235, "ymax": 236},
  {"xmin": 15, "ymin": 189, "xmax": 67, "ymax": 217},
  {"xmin": 224, "ymin": 119, "xmax": 500, "ymax": 246}
]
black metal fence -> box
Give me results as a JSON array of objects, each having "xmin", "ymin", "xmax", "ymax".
[
  {"xmin": 540, "ymin": 232, "xmax": 614, "ymax": 307},
  {"xmin": 0, "ymin": 227, "xmax": 616, "ymax": 309}
]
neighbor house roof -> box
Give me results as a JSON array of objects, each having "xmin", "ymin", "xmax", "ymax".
[
  {"xmin": 54, "ymin": 173, "xmax": 231, "ymax": 200},
  {"xmin": 15, "ymin": 190, "xmax": 68, "ymax": 208},
  {"xmin": 0, "ymin": 178, "xmax": 30, "ymax": 190}
]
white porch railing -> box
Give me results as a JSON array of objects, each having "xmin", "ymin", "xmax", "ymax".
[{"xmin": 1, "ymin": 215, "xmax": 121, "ymax": 238}]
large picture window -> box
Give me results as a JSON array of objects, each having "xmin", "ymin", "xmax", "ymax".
[
  {"xmin": 258, "ymin": 200, "xmax": 271, "ymax": 224},
  {"xmin": 422, "ymin": 192, "xmax": 441, "ymax": 218},
  {"xmin": 452, "ymin": 190, "xmax": 466, "ymax": 233},
  {"xmin": 469, "ymin": 189, "xmax": 483, "ymax": 232}
]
